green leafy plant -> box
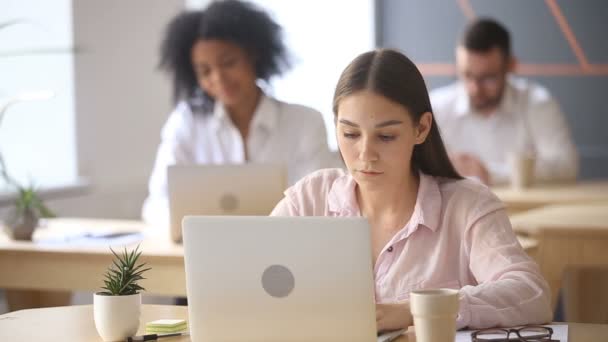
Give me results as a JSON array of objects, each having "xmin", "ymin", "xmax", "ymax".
[
  {"xmin": 0, "ymin": 150, "xmax": 55, "ymax": 221},
  {"xmin": 100, "ymin": 245, "xmax": 151, "ymax": 296}
]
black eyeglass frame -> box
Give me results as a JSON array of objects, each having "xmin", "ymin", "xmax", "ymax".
[{"xmin": 471, "ymin": 325, "xmax": 554, "ymax": 341}]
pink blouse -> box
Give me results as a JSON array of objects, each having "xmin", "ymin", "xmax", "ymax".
[{"xmin": 271, "ymin": 168, "xmax": 552, "ymax": 329}]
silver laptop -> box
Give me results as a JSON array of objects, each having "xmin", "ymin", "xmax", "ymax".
[
  {"xmin": 167, "ymin": 164, "xmax": 286, "ymax": 242},
  {"xmin": 182, "ymin": 216, "xmax": 378, "ymax": 342}
]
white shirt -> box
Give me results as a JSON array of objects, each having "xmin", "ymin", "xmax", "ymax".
[
  {"xmin": 430, "ymin": 77, "xmax": 578, "ymax": 184},
  {"xmin": 142, "ymin": 94, "xmax": 335, "ymax": 226}
]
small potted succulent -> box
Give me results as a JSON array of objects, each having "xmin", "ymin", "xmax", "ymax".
[
  {"xmin": 2, "ymin": 183, "xmax": 55, "ymax": 241},
  {"xmin": 94, "ymin": 245, "xmax": 151, "ymax": 342}
]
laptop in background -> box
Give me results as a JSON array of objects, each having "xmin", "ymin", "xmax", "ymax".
[
  {"xmin": 167, "ymin": 164, "xmax": 286, "ymax": 243},
  {"xmin": 182, "ymin": 216, "xmax": 377, "ymax": 342}
]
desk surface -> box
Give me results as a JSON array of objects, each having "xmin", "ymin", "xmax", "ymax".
[
  {"xmin": 0, "ymin": 305, "xmax": 190, "ymax": 342},
  {"xmin": 1, "ymin": 304, "xmax": 606, "ymax": 341},
  {"xmin": 0, "ymin": 218, "xmax": 185, "ymax": 296},
  {"xmin": 0, "ymin": 218, "xmax": 538, "ymax": 296},
  {"xmin": 492, "ymin": 180, "xmax": 608, "ymax": 213},
  {"xmin": 510, "ymin": 203, "xmax": 608, "ymax": 235},
  {"xmin": 509, "ymin": 203, "xmax": 608, "ymax": 309}
]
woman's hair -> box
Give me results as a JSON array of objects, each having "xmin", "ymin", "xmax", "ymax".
[
  {"xmin": 159, "ymin": 0, "xmax": 290, "ymax": 112},
  {"xmin": 333, "ymin": 48, "xmax": 462, "ymax": 180}
]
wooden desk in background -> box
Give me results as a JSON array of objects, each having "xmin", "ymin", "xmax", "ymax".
[
  {"xmin": 0, "ymin": 218, "xmax": 537, "ymax": 311},
  {"xmin": 510, "ymin": 203, "xmax": 608, "ymax": 311},
  {"xmin": 493, "ymin": 180, "xmax": 608, "ymax": 214},
  {"xmin": 0, "ymin": 218, "xmax": 184, "ymax": 311},
  {"xmin": 0, "ymin": 218, "xmax": 184, "ymax": 296},
  {"xmin": 1, "ymin": 304, "xmax": 607, "ymax": 341}
]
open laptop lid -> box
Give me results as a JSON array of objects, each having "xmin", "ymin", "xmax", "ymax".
[
  {"xmin": 167, "ymin": 164, "xmax": 286, "ymax": 242},
  {"xmin": 182, "ymin": 216, "xmax": 377, "ymax": 342}
]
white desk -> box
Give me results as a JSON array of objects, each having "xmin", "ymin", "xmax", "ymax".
[{"xmin": 2, "ymin": 305, "xmax": 607, "ymax": 341}]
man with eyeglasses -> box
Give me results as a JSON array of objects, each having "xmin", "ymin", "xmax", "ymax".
[{"xmin": 431, "ymin": 18, "xmax": 578, "ymax": 185}]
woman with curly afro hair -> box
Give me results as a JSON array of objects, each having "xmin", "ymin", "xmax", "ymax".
[{"xmin": 143, "ymin": 0, "xmax": 333, "ymax": 226}]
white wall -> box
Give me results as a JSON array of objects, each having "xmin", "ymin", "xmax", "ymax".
[{"xmin": 47, "ymin": 0, "xmax": 184, "ymax": 219}]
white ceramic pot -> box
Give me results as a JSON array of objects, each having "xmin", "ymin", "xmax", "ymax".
[{"xmin": 93, "ymin": 292, "xmax": 141, "ymax": 341}]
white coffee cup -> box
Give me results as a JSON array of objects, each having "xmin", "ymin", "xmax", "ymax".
[
  {"xmin": 409, "ymin": 288, "xmax": 459, "ymax": 342},
  {"xmin": 509, "ymin": 152, "xmax": 536, "ymax": 189}
]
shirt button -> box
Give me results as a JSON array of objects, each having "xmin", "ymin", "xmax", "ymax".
[{"xmin": 387, "ymin": 246, "xmax": 393, "ymax": 252}]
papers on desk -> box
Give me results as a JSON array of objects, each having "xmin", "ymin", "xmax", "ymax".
[
  {"xmin": 456, "ymin": 324, "xmax": 568, "ymax": 341},
  {"xmin": 377, "ymin": 328, "xmax": 406, "ymax": 342},
  {"xmin": 36, "ymin": 230, "xmax": 145, "ymax": 247}
]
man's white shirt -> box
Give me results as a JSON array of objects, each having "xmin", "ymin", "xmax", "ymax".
[
  {"xmin": 430, "ymin": 77, "xmax": 578, "ymax": 184},
  {"xmin": 142, "ymin": 94, "xmax": 337, "ymax": 227}
]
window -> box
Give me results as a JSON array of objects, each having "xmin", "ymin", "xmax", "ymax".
[{"xmin": 0, "ymin": 0, "xmax": 77, "ymax": 191}]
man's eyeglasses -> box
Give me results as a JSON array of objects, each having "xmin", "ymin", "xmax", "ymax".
[
  {"xmin": 462, "ymin": 73, "xmax": 502, "ymax": 88},
  {"xmin": 471, "ymin": 326, "xmax": 556, "ymax": 341}
]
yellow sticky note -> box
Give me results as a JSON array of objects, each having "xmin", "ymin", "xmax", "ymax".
[{"xmin": 146, "ymin": 319, "xmax": 188, "ymax": 333}]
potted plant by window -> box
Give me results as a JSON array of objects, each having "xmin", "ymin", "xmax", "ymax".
[
  {"xmin": 1, "ymin": 19, "xmax": 59, "ymax": 240},
  {"xmin": 94, "ymin": 245, "xmax": 151, "ymax": 342},
  {"xmin": 0, "ymin": 89, "xmax": 56, "ymax": 240},
  {"xmin": 0, "ymin": 154, "xmax": 55, "ymax": 241}
]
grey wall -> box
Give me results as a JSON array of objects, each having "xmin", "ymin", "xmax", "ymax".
[{"xmin": 378, "ymin": 0, "xmax": 608, "ymax": 179}]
